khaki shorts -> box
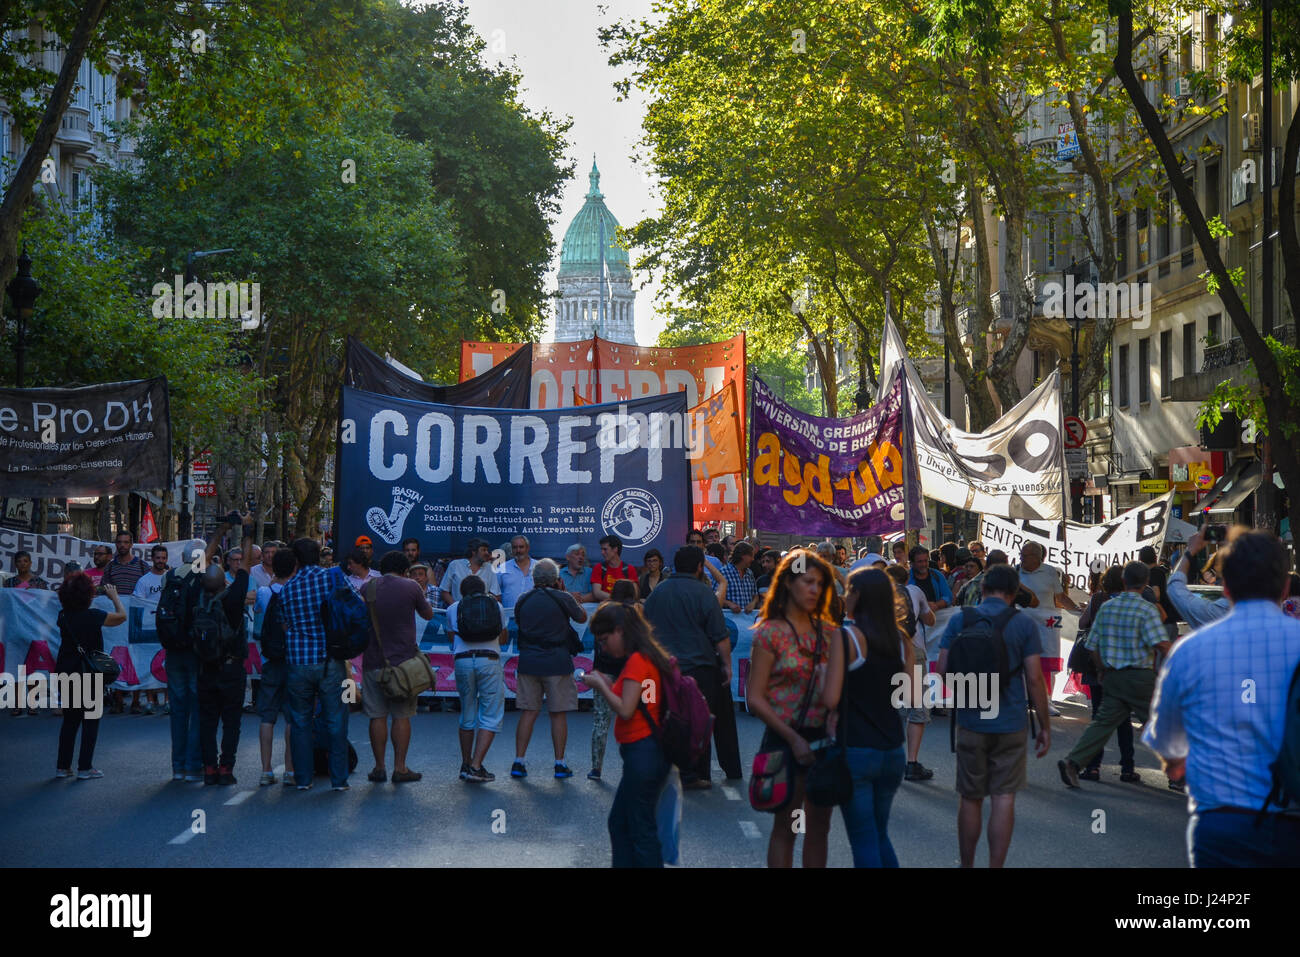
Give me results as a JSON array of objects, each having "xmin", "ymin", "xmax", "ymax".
[
  {"xmin": 954, "ymin": 726, "xmax": 1027, "ymax": 799},
  {"xmin": 515, "ymin": 672, "xmax": 577, "ymax": 713},
  {"xmin": 362, "ymin": 668, "xmax": 418, "ymax": 720}
]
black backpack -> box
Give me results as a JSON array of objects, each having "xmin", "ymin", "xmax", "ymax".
[
  {"xmin": 260, "ymin": 590, "xmax": 288, "ymax": 662},
  {"xmin": 944, "ymin": 605, "xmax": 1021, "ymax": 750},
  {"xmin": 156, "ymin": 569, "xmax": 198, "ymax": 651},
  {"xmin": 1260, "ymin": 660, "xmax": 1300, "ymax": 819},
  {"xmin": 191, "ymin": 587, "xmax": 241, "ymax": 664},
  {"xmin": 321, "ymin": 570, "xmax": 371, "ymax": 661},
  {"xmin": 457, "ymin": 593, "xmax": 503, "ymax": 644}
]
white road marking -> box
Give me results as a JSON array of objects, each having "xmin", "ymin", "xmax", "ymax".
[
  {"xmin": 721, "ymin": 786, "xmax": 742, "ymax": 801},
  {"xmin": 223, "ymin": 789, "xmax": 254, "ymax": 806},
  {"xmin": 167, "ymin": 828, "xmax": 198, "ymax": 845},
  {"xmin": 739, "ymin": 821, "xmax": 761, "ymax": 838}
]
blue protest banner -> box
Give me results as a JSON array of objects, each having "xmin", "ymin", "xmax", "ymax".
[{"xmin": 337, "ymin": 387, "xmax": 692, "ymax": 563}]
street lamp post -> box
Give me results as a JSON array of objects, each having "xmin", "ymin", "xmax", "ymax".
[
  {"xmin": 178, "ymin": 248, "xmax": 235, "ymax": 539},
  {"xmin": 5, "ymin": 247, "xmax": 40, "ymax": 389},
  {"xmin": 1065, "ymin": 260, "xmax": 1090, "ymax": 522}
]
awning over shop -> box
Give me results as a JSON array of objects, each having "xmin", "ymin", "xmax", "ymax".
[{"xmin": 1201, "ymin": 461, "xmax": 1263, "ymax": 515}]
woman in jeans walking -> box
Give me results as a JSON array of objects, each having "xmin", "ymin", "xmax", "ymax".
[
  {"xmin": 836, "ymin": 569, "xmax": 910, "ymax": 867},
  {"xmin": 55, "ymin": 574, "xmax": 126, "ymax": 779},
  {"xmin": 587, "ymin": 579, "xmax": 636, "ymax": 781},
  {"xmin": 583, "ymin": 601, "xmax": 675, "ymax": 867},
  {"xmin": 747, "ymin": 549, "xmax": 845, "ymax": 868}
]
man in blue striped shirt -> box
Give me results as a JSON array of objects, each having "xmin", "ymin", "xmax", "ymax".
[
  {"xmin": 1143, "ymin": 532, "xmax": 1300, "ymax": 867},
  {"xmin": 280, "ymin": 538, "xmax": 351, "ymax": 791}
]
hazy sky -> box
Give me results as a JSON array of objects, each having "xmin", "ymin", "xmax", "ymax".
[{"xmin": 459, "ymin": 0, "xmax": 666, "ymax": 344}]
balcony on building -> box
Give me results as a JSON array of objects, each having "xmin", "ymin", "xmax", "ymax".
[
  {"xmin": 1170, "ymin": 321, "xmax": 1296, "ymax": 402},
  {"xmin": 56, "ymin": 106, "xmax": 93, "ymax": 152}
]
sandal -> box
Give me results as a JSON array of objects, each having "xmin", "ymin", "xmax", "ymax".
[
  {"xmin": 392, "ymin": 769, "xmax": 422, "ymax": 783},
  {"xmin": 367, "ymin": 767, "xmax": 388, "ymax": 783},
  {"xmin": 1120, "ymin": 771, "xmax": 1142, "ymax": 783},
  {"xmin": 1079, "ymin": 768, "xmax": 1101, "ymax": 782}
]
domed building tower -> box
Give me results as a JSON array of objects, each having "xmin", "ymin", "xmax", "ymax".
[{"xmin": 554, "ymin": 158, "xmax": 636, "ymax": 344}]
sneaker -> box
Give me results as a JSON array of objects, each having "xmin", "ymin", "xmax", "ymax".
[
  {"xmin": 55, "ymin": 768, "xmax": 73, "ymax": 778},
  {"xmin": 510, "ymin": 761, "xmax": 527, "ymax": 778},
  {"xmin": 682, "ymin": 778, "xmax": 713, "ymax": 790},
  {"xmin": 259, "ymin": 772, "xmax": 276, "ymax": 787},
  {"xmin": 76, "ymin": 768, "xmax": 104, "ymax": 780},
  {"xmin": 1080, "ymin": 768, "xmax": 1101, "ymax": 782},
  {"xmin": 1168, "ymin": 778, "xmax": 1185, "ymax": 792},
  {"xmin": 142, "ymin": 703, "xmax": 155, "ymax": 716},
  {"xmin": 183, "ymin": 773, "xmax": 203, "ymax": 783},
  {"xmin": 459, "ymin": 762, "xmax": 472, "ymax": 781},
  {"xmin": 587, "ymin": 769, "xmax": 602, "ymax": 781},
  {"xmin": 162, "ymin": 703, "xmax": 171, "ymax": 715},
  {"xmin": 283, "ymin": 775, "xmax": 297, "ymax": 787},
  {"xmin": 204, "ymin": 767, "xmax": 219, "ymax": 786},
  {"xmin": 904, "ymin": 761, "xmax": 934, "ymax": 782},
  {"xmin": 392, "ymin": 769, "xmax": 422, "ymax": 783},
  {"xmin": 1058, "ymin": 758, "xmax": 1081, "ymax": 789},
  {"xmin": 368, "ymin": 767, "xmax": 388, "ymax": 783},
  {"xmin": 296, "ymin": 783, "xmax": 312, "ymax": 791},
  {"xmin": 466, "ymin": 766, "xmax": 495, "ymax": 783},
  {"xmin": 1120, "ymin": 771, "xmax": 1142, "ymax": 784},
  {"xmin": 331, "ymin": 784, "xmax": 350, "ymax": 792},
  {"xmin": 554, "ymin": 761, "xmax": 573, "ymax": 779},
  {"xmin": 217, "ymin": 767, "xmax": 236, "ymax": 786}
]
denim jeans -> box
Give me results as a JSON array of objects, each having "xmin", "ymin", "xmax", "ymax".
[
  {"xmin": 1189, "ymin": 809, "xmax": 1300, "ymax": 867},
  {"xmin": 840, "ymin": 745, "xmax": 906, "ymax": 868},
  {"xmin": 165, "ymin": 649, "xmax": 202, "ymax": 775},
  {"xmin": 656, "ymin": 765, "xmax": 683, "ymax": 865},
  {"xmin": 287, "ymin": 659, "xmax": 350, "ymax": 787},
  {"xmin": 453, "ymin": 656, "xmax": 505, "ymax": 733},
  {"xmin": 608, "ymin": 736, "xmax": 670, "ymax": 867}
]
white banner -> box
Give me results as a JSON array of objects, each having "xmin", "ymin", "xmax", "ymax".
[
  {"xmin": 978, "ymin": 492, "xmax": 1175, "ymax": 592},
  {"xmin": 880, "ymin": 318, "xmax": 1066, "ymax": 520},
  {"xmin": 0, "ymin": 531, "xmax": 203, "ymax": 583}
]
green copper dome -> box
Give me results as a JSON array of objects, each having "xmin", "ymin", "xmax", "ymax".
[{"xmin": 558, "ymin": 159, "xmax": 631, "ymax": 280}]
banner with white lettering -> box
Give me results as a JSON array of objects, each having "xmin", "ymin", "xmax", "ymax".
[
  {"xmin": 0, "ymin": 378, "xmax": 172, "ymax": 497},
  {"xmin": 879, "ymin": 318, "xmax": 1066, "ymax": 520},
  {"xmin": 978, "ymin": 493, "xmax": 1175, "ymax": 592},
  {"xmin": 338, "ymin": 387, "xmax": 691, "ymax": 563},
  {"xmin": 0, "ymin": 531, "xmax": 203, "ymax": 583}
]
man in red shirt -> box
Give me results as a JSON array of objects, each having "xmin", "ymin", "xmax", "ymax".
[
  {"xmin": 84, "ymin": 546, "xmax": 112, "ymax": 586},
  {"xmin": 592, "ymin": 534, "xmax": 638, "ymax": 601}
]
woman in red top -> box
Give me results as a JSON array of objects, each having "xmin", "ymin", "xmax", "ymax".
[
  {"xmin": 583, "ymin": 600, "xmax": 674, "ymax": 868},
  {"xmin": 747, "ymin": 548, "xmax": 845, "ymax": 868}
]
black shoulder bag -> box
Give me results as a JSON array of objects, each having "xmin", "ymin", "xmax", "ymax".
[{"xmin": 805, "ymin": 626, "xmax": 854, "ymax": 808}]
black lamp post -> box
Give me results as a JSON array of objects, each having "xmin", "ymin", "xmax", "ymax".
[
  {"xmin": 6, "ymin": 247, "xmax": 40, "ymax": 388},
  {"xmin": 1064, "ymin": 260, "xmax": 1090, "ymax": 522},
  {"xmin": 177, "ymin": 247, "xmax": 235, "ymax": 539}
]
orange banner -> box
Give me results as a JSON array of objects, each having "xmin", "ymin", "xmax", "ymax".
[{"xmin": 460, "ymin": 335, "xmax": 746, "ymax": 523}]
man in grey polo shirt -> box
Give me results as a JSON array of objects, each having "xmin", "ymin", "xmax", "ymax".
[{"xmin": 643, "ymin": 546, "xmax": 729, "ymax": 789}]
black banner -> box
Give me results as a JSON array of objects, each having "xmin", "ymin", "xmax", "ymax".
[
  {"xmin": 345, "ymin": 337, "xmax": 532, "ymax": 408},
  {"xmin": 0, "ymin": 378, "xmax": 172, "ymax": 497}
]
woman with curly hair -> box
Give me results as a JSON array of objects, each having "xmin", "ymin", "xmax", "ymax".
[
  {"xmin": 54, "ymin": 573, "xmax": 125, "ymax": 779},
  {"xmin": 747, "ymin": 548, "xmax": 845, "ymax": 867}
]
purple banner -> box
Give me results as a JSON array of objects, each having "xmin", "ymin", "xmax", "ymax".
[{"xmin": 749, "ymin": 375, "xmax": 922, "ymax": 535}]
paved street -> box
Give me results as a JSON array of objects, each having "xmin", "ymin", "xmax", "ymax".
[{"xmin": 1, "ymin": 696, "xmax": 1189, "ymax": 867}]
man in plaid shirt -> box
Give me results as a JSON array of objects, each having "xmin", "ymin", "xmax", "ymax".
[
  {"xmin": 280, "ymin": 538, "xmax": 351, "ymax": 791},
  {"xmin": 1059, "ymin": 560, "xmax": 1170, "ymax": 788},
  {"xmin": 719, "ymin": 542, "xmax": 758, "ymax": 613}
]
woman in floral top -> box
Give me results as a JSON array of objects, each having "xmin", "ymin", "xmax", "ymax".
[{"xmin": 747, "ymin": 548, "xmax": 844, "ymax": 868}]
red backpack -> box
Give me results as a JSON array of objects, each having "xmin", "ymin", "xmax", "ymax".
[{"xmin": 637, "ymin": 657, "xmax": 714, "ymax": 770}]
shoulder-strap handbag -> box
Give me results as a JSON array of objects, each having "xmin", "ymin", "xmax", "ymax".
[
  {"xmin": 806, "ymin": 627, "xmax": 854, "ymax": 807},
  {"xmin": 749, "ymin": 618, "xmax": 825, "ymax": 813},
  {"xmin": 521, "ymin": 587, "xmax": 583, "ymax": 656},
  {"xmin": 366, "ymin": 578, "xmax": 435, "ymax": 700}
]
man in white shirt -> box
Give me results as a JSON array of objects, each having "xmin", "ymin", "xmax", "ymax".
[
  {"xmin": 130, "ymin": 545, "xmax": 171, "ymax": 715},
  {"xmin": 250, "ymin": 540, "xmax": 278, "ymax": 591},
  {"xmin": 1016, "ymin": 542, "xmax": 1078, "ymax": 715},
  {"xmin": 440, "ymin": 538, "xmax": 502, "ymax": 606},
  {"xmin": 498, "ymin": 535, "xmax": 535, "ymax": 608}
]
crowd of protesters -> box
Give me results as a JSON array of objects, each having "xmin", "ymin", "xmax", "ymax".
[{"xmin": 10, "ymin": 515, "xmax": 1299, "ymax": 870}]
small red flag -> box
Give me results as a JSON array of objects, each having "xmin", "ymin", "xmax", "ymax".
[{"xmin": 138, "ymin": 503, "xmax": 159, "ymax": 543}]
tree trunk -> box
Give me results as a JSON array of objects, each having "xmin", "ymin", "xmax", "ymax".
[{"xmin": 0, "ymin": 1, "xmax": 111, "ymax": 290}]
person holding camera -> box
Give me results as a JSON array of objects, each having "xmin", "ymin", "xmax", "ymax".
[
  {"xmin": 1167, "ymin": 524, "xmax": 1233, "ymax": 628},
  {"xmin": 54, "ymin": 576, "xmax": 126, "ymax": 779},
  {"xmin": 511, "ymin": 558, "xmax": 587, "ymax": 779}
]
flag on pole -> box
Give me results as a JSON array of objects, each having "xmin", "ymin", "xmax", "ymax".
[{"xmin": 138, "ymin": 503, "xmax": 159, "ymax": 543}]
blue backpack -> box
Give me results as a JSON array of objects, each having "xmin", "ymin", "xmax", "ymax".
[
  {"xmin": 320, "ymin": 568, "xmax": 371, "ymax": 660},
  {"xmin": 1261, "ymin": 660, "xmax": 1300, "ymax": 817}
]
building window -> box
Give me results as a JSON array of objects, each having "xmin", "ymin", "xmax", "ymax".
[
  {"xmin": 1046, "ymin": 217, "xmax": 1056, "ymax": 269},
  {"xmin": 1183, "ymin": 321, "xmax": 1196, "ymax": 374},
  {"xmin": 1136, "ymin": 208, "xmax": 1150, "ymax": 268},
  {"xmin": 1160, "ymin": 330, "xmax": 1172, "ymax": 399},
  {"xmin": 1118, "ymin": 343, "xmax": 1130, "ymax": 408},
  {"xmin": 1205, "ymin": 161, "xmax": 1221, "ymax": 224},
  {"xmin": 1181, "ymin": 170, "xmax": 1195, "ymax": 267},
  {"xmin": 1208, "ymin": 312, "xmax": 1222, "ymax": 345},
  {"xmin": 1138, "ymin": 337, "xmax": 1151, "ymax": 404},
  {"xmin": 1157, "ymin": 191, "xmax": 1171, "ymax": 276}
]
